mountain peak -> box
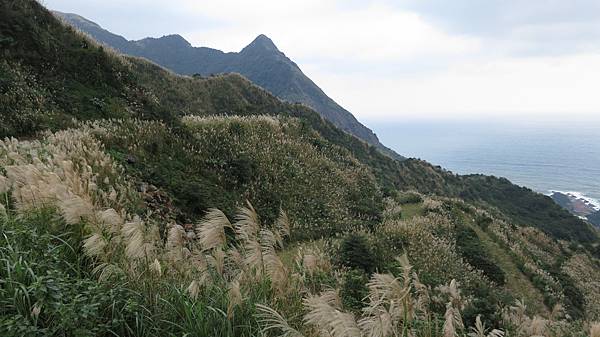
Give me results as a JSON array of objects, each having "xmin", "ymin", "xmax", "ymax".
[
  {"xmin": 137, "ymin": 34, "xmax": 191, "ymax": 49},
  {"xmin": 242, "ymin": 34, "xmax": 279, "ymax": 53},
  {"xmin": 53, "ymin": 11, "xmax": 102, "ymax": 29},
  {"xmin": 160, "ymin": 34, "xmax": 191, "ymax": 48}
]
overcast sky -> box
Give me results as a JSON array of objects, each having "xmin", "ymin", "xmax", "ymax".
[{"xmin": 43, "ymin": 0, "xmax": 600, "ymax": 122}]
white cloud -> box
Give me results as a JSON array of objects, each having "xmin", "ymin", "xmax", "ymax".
[
  {"xmin": 181, "ymin": 1, "xmax": 480, "ymax": 62},
  {"xmin": 307, "ymin": 53, "xmax": 600, "ymax": 121}
]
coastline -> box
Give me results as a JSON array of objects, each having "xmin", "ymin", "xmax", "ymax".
[
  {"xmin": 548, "ymin": 190, "xmax": 600, "ymax": 210},
  {"xmin": 549, "ymin": 190, "xmax": 600, "ymax": 227}
]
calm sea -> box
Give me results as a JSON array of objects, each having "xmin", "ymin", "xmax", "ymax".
[{"xmin": 369, "ymin": 119, "xmax": 600, "ymax": 207}]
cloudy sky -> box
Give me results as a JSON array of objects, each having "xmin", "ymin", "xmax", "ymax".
[{"xmin": 43, "ymin": 0, "xmax": 600, "ymax": 122}]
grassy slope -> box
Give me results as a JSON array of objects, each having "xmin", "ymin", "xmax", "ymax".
[
  {"xmin": 92, "ymin": 117, "xmax": 382, "ymax": 238},
  {"xmin": 469, "ymin": 224, "xmax": 548, "ymax": 314},
  {"xmin": 1, "ymin": 1, "xmax": 598, "ymax": 246},
  {"xmin": 2, "ymin": 2, "xmax": 600, "ymax": 336},
  {"xmin": 444, "ymin": 204, "xmax": 548, "ymax": 314},
  {"xmin": 396, "ymin": 162, "xmax": 599, "ymax": 245}
]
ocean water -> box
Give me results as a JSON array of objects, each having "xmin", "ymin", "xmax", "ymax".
[{"xmin": 369, "ymin": 119, "xmax": 600, "ymax": 207}]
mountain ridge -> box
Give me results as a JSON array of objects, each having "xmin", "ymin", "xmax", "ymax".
[{"xmin": 54, "ymin": 11, "xmax": 403, "ymax": 160}]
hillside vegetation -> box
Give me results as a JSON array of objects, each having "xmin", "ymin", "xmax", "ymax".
[{"xmin": 1, "ymin": 1, "xmax": 599, "ymax": 336}]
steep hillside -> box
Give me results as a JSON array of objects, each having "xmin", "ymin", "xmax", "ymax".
[
  {"xmin": 89, "ymin": 116, "xmax": 382, "ymax": 239},
  {"xmin": 2, "ymin": 0, "xmax": 597, "ymax": 246},
  {"xmin": 54, "ymin": 11, "xmax": 403, "ymax": 160},
  {"xmin": 1, "ymin": 2, "xmax": 599, "ymax": 336}
]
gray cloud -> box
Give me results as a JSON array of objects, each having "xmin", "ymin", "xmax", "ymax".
[
  {"xmin": 394, "ymin": 0, "xmax": 600, "ymax": 33},
  {"xmin": 391, "ymin": 0, "xmax": 600, "ymax": 55}
]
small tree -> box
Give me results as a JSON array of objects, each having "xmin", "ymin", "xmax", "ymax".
[{"xmin": 338, "ymin": 233, "xmax": 377, "ymax": 273}]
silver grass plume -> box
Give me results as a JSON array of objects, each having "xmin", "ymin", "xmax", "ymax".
[
  {"xmin": 468, "ymin": 315, "xmax": 504, "ymax": 337},
  {"xmin": 591, "ymin": 323, "xmax": 600, "ymax": 337},
  {"xmin": 396, "ymin": 254, "xmax": 414, "ymax": 291},
  {"xmin": 274, "ymin": 209, "xmax": 291, "ymax": 248},
  {"xmin": 256, "ymin": 304, "xmax": 304, "ymax": 337},
  {"xmin": 438, "ymin": 279, "xmax": 465, "ymax": 310},
  {"xmin": 361, "ymin": 272, "xmax": 411, "ymax": 336},
  {"xmin": 83, "ymin": 233, "xmax": 107, "ymax": 258},
  {"xmin": 60, "ymin": 195, "xmax": 94, "ymax": 224},
  {"xmin": 197, "ymin": 208, "xmax": 232, "ymax": 251},
  {"xmin": 242, "ymin": 238, "xmax": 264, "ymax": 276},
  {"xmin": 207, "ymin": 247, "xmax": 226, "ymax": 276},
  {"xmin": 167, "ymin": 224, "xmax": 186, "ymax": 262},
  {"xmin": 441, "ymin": 279, "xmax": 465, "ymax": 337},
  {"xmin": 505, "ymin": 299, "xmax": 527, "ymax": 329},
  {"xmin": 358, "ymin": 305, "xmax": 394, "ymax": 337},
  {"xmin": 412, "ymin": 272, "xmax": 430, "ymax": 317},
  {"xmin": 303, "ymin": 291, "xmax": 361, "ymax": 337},
  {"xmin": 187, "ymin": 280, "xmax": 200, "ymax": 300},
  {"xmin": 121, "ymin": 216, "xmax": 156, "ymax": 260},
  {"xmin": 149, "ymin": 258, "xmax": 162, "ymax": 277},
  {"xmin": 96, "ymin": 208, "xmax": 123, "ymax": 232},
  {"xmin": 190, "ymin": 250, "xmax": 212, "ymax": 287},
  {"xmin": 263, "ymin": 251, "xmax": 289, "ymax": 293},
  {"xmin": 260, "ymin": 228, "xmax": 289, "ymax": 292},
  {"xmin": 443, "ymin": 304, "xmax": 461, "ymax": 337},
  {"xmin": 227, "ymin": 279, "xmax": 243, "ymax": 319},
  {"xmin": 0, "ymin": 175, "xmax": 9, "ymax": 194},
  {"xmin": 296, "ymin": 247, "xmax": 331, "ymax": 276},
  {"xmin": 234, "ymin": 201, "xmax": 260, "ymax": 242},
  {"xmin": 526, "ymin": 316, "xmax": 547, "ymax": 337},
  {"xmin": 320, "ymin": 288, "xmax": 343, "ymax": 309},
  {"xmin": 365, "ymin": 273, "xmax": 408, "ymax": 310},
  {"xmin": 260, "ymin": 228, "xmax": 278, "ymax": 251}
]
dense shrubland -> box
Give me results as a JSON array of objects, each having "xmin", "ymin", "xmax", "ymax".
[
  {"xmin": 61, "ymin": 117, "xmax": 382, "ymax": 238},
  {"xmin": 1, "ymin": 129, "xmax": 599, "ymax": 336}
]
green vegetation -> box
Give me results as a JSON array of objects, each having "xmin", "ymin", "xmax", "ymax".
[
  {"xmin": 2, "ymin": 0, "xmax": 596, "ymax": 248},
  {"xmin": 468, "ymin": 224, "xmax": 548, "ymax": 314},
  {"xmin": 0, "ymin": 208, "xmax": 275, "ymax": 337},
  {"xmin": 337, "ymin": 233, "xmax": 378, "ymax": 273},
  {"xmin": 455, "ymin": 224, "xmax": 506, "ymax": 286},
  {"xmin": 1, "ymin": 1, "xmax": 599, "ymax": 336},
  {"xmin": 1, "ymin": 210, "xmax": 147, "ymax": 336},
  {"xmin": 91, "ymin": 117, "xmax": 382, "ymax": 238},
  {"xmin": 1, "ymin": 129, "xmax": 598, "ymax": 335}
]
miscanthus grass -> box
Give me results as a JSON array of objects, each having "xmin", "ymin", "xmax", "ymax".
[{"xmin": 1, "ymin": 124, "xmax": 597, "ymax": 336}]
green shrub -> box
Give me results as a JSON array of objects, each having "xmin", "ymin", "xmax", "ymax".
[
  {"xmin": 337, "ymin": 233, "xmax": 377, "ymax": 273},
  {"xmin": 547, "ymin": 264, "xmax": 586, "ymax": 320},
  {"xmin": 455, "ymin": 225, "xmax": 506, "ymax": 285},
  {"xmin": 396, "ymin": 191, "xmax": 423, "ymax": 205},
  {"xmin": 341, "ymin": 270, "xmax": 369, "ymax": 312}
]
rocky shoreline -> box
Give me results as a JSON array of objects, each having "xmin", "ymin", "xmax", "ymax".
[{"xmin": 551, "ymin": 191, "xmax": 600, "ymax": 228}]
